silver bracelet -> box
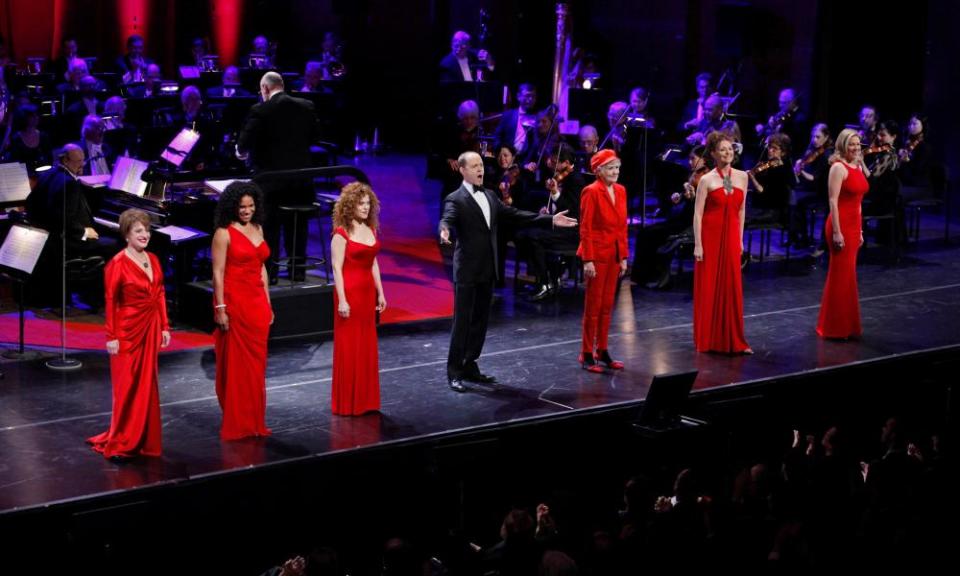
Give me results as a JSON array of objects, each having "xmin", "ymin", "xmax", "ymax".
[{"xmin": 215, "ymin": 304, "xmax": 227, "ymax": 309}]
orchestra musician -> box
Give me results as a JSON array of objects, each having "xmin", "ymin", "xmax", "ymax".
[
  {"xmin": 438, "ymin": 30, "xmax": 495, "ymax": 83},
  {"xmin": 494, "ymin": 84, "xmax": 538, "ymax": 156},
  {"xmin": 681, "ymin": 72, "xmax": 713, "ymax": 131},
  {"xmin": 858, "ymin": 105, "xmax": 879, "ymax": 147},
  {"xmin": 898, "ymin": 114, "xmax": 930, "ymax": 187}
]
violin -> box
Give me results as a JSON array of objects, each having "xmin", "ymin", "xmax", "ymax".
[
  {"xmin": 499, "ymin": 164, "xmax": 520, "ymax": 205},
  {"xmin": 899, "ymin": 134, "xmax": 923, "ymax": 162},
  {"xmin": 794, "ymin": 145, "xmax": 828, "ymax": 175},
  {"xmin": 862, "ymin": 143, "xmax": 893, "ymax": 156},
  {"xmin": 689, "ymin": 165, "xmax": 710, "ymax": 188},
  {"xmin": 553, "ymin": 163, "xmax": 573, "ymax": 183},
  {"xmin": 748, "ymin": 157, "xmax": 783, "ymax": 175}
]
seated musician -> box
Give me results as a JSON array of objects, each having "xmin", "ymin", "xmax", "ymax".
[
  {"xmin": 248, "ymin": 35, "xmax": 275, "ymax": 69},
  {"xmin": 864, "ymin": 121, "xmax": 904, "ymax": 245},
  {"xmin": 514, "ymin": 144, "xmax": 583, "ymax": 301},
  {"xmin": 171, "ymin": 85, "xmax": 219, "ymax": 170},
  {"xmin": 26, "ymin": 144, "xmax": 117, "ymax": 260},
  {"xmin": 484, "ymin": 144, "xmax": 528, "ymax": 205},
  {"xmin": 628, "ymin": 86, "xmax": 655, "ymax": 128},
  {"xmin": 494, "ymin": 83, "xmax": 538, "ymax": 157},
  {"xmin": 605, "ymin": 101, "xmax": 628, "ymax": 152},
  {"xmin": 64, "ymin": 75, "xmax": 105, "ymax": 135},
  {"xmin": 439, "ymin": 99, "xmax": 484, "ymax": 199},
  {"xmin": 898, "ymin": 114, "xmax": 930, "ymax": 188},
  {"xmin": 206, "ymin": 66, "xmax": 251, "ymax": 98},
  {"xmin": 2, "ymin": 104, "xmax": 52, "ymax": 173},
  {"xmin": 747, "ymin": 133, "xmax": 794, "ymax": 227},
  {"xmin": 127, "ymin": 64, "xmax": 163, "ymax": 98},
  {"xmin": 632, "ymin": 146, "xmax": 704, "ymax": 289},
  {"xmin": 438, "ymin": 30, "xmax": 495, "ymax": 83},
  {"xmin": 686, "ymin": 94, "xmax": 739, "ymax": 147},
  {"xmin": 75, "ymin": 114, "xmax": 114, "ymax": 177},
  {"xmin": 681, "ymin": 72, "xmax": 713, "ymax": 131},
  {"xmin": 296, "ymin": 61, "xmax": 328, "ymax": 93},
  {"xmin": 57, "ymin": 58, "xmax": 95, "ymax": 94},
  {"xmin": 755, "ymin": 88, "xmax": 806, "ymax": 150},
  {"xmin": 792, "ymin": 123, "xmax": 832, "ymax": 246},
  {"xmin": 53, "ymin": 37, "xmax": 79, "ymax": 81},
  {"xmin": 858, "ymin": 104, "xmax": 879, "ymax": 146},
  {"xmin": 517, "ymin": 108, "xmax": 560, "ymax": 197},
  {"xmin": 574, "ymin": 124, "xmax": 599, "ymax": 174},
  {"xmin": 115, "ymin": 34, "xmax": 154, "ymax": 79},
  {"xmin": 103, "ymin": 96, "xmax": 138, "ymax": 158}
]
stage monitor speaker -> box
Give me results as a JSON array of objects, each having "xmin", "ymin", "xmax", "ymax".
[
  {"xmin": 179, "ymin": 279, "xmax": 333, "ymax": 340},
  {"xmin": 633, "ymin": 370, "xmax": 706, "ymax": 433}
]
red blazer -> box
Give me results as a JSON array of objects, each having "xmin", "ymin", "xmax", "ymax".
[{"xmin": 577, "ymin": 179, "xmax": 629, "ymax": 263}]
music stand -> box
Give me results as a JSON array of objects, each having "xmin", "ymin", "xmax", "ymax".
[
  {"xmin": 633, "ymin": 370, "xmax": 706, "ymax": 433},
  {"xmin": 0, "ymin": 224, "xmax": 49, "ymax": 360},
  {"xmin": 161, "ymin": 129, "xmax": 201, "ymax": 168}
]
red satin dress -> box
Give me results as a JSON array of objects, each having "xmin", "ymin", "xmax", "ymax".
[
  {"xmin": 88, "ymin": 251, "xmax": 168, "ymax": 458},
  {"xmin": 694, "ymin": 173, "xmax": 751, "ymax": 353},
  {"xmin": 215, "ymin": 225, "xmax": 272, "ymax": 440},
  {"xmin": 817, "ymin": 162, "xmax": 869, "ymax": 338},
  {"xmin": 332, "ymin": 226, "xmax": 381, "ymax": 415}
]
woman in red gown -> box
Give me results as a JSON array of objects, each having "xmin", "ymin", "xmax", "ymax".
[
  {"xmin": 817, "ymin": 129, "xmax": 870, "ymax": 339},
  {"xmin": 578, "ymin": 149, "xmax": 629, "ymax": 372},
  {"xmin": 212, "ymin": 182, "xmax": 273, "ymax": 439},
  {"xmin": 693, "ymin": 131, "xmax": 752, "ymax": 354},
  {"xmin": 88, "ymin": 209, "xmax": 170, "ymax": 461},
  {"xmin": 331, "ymin": 182, "xmax": 386, "ymax": 415}
]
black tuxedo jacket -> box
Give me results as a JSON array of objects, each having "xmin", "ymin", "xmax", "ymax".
[
  {"xmin": 237, "ymin": 92, "xmax": 323, "ymax": 190},
  {"xmin": 26, "ymin": 166, "xmax": 94, "ymax": 245},
  {"xmin": 439, "ymin": 184, "xmax": 550, "ymax": 283},
  {"xmin": 438, "ymin": 51, "xmax": 489, "ymax": 83}
]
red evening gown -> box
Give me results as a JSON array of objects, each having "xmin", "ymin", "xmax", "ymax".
[
  {"xmin": 817, "ymin": 161, "xmax": 869, "ymax": 338},
  {"xmin": 694, "ymin": 177, "xmax": 751, "ymax": 353},
  {"xmin": 215, "ymin": 225, "xmax": 272, "ymax": 439},
  {"xmin": 88, "ymin": 251, "xmax": 168, "ymax": 458},
  {"xmin": 332, "ymin": 226, "xmax": 381, "ymax": 415}
]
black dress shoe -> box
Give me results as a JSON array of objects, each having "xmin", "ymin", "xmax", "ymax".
[
  {"xmin": 528, "ymin": 284, "xmax": 556, "ymax": 301},
  {"xmin": 448, "ymin": 379, "xmax": 467, "ymax": 392},
  {"xmin": 108, "ymin": 454, "xmax": 136, "ymax": 464},
  {"xmin": 464, "ymin": 372, "xmax": 497, "ymax": 385}
]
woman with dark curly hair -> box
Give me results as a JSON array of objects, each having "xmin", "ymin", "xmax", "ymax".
[
  {"xmin": 211, "ymin": 181, "xmax": 273, "ymax": 439},
  {"xmin": 330, "ymin": 181, "xmax": 385, "ymax": 415}
]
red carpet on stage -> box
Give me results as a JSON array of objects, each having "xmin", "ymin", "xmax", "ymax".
[{"xmin": 0, "ymin": 311, "xmax": 213, "ymax": 352}]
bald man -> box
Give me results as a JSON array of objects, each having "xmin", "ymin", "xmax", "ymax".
[{"xmin": 237, "ymin": 71, "xmax": 323, "ymax": 282}]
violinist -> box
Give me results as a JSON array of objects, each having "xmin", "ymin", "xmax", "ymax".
[
  {"xmin": 515, "ymin": 144, "xmax": 583, "ymax": 300},
  {"xmin": 858, "ymin": 105, "xmax": 879, "ymax": 147},
  {"xmin": 792, "ymin": 124, "xmax": 833, "ymax": 246},
  {"xmin": 632, "ymin": 146, "xmax": 705, "ymax": 289},
  {"xmin": 864, "ymin": 121, "xmax": 904, "ymax": 246},
  {"xmin": 686, "ymin": 94, "xmax": 739, "ymax": 147},
  {"xmin": 484, "ymin": 144, "xmax": 525, "ymax": 206},
  {"xmin": 747, "ymin": 133, "xmax": 795, "ymax": 227},
  {"xmin": 755, "ymin": 88, "xmax": 806, "ymax": 151},
  {"xmin": 898, "ymin": 114, "xmax": 930, "ymax": 187},
  {"xmin": 605, "ymin": 101, "xmax": 629, "ymax": 152},
  {"xmin": 518, "ymin": 107, "xmax": 560, "ymax": 191}
]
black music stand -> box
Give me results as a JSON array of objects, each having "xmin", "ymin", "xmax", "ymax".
[
  {"xmin": 0, "ymin": 224, "xmax": 50, "ymax": 361},
  {"xmin": 632, "ymin": 370, "xmax": 706, "ymax": 434}
]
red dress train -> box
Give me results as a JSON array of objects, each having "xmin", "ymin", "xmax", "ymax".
[
  {"xmin": 88, "ymin": 251, "xmax": 168, "ymax": 458},
  {"xmin": 215, "ymin": 225, "xmax": 272, "ymax": 439},
  {"xmin": 332, "ymin": 226, "xmax": 381, "ymax": 415},
  {"xmin": 817, "ymin": 161, "xmax": 869, "ymax": 338},
  {"xmin": 694, "ymin": 180, "xmax": 751, "ymax": 353}
]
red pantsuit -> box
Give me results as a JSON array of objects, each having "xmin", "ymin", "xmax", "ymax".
[
  {"xmin": 577, "ymin": 179, "xmax": 629, "ymax": 354},
  {"xmin": 87, "ymin": 252, "xmax": 168, "ymax": 458}
]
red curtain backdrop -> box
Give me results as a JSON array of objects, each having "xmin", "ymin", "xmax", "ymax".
[
  {"xmin": 210, "ymin": 0, "xmax": 242, "ymax": 67},
  {"xmin": 0, "ymin": 0, "xmax": 61, "ymax": 64}
]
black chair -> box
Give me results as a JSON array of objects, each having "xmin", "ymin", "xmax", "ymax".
[{"xmin": 903, "ymin": 162, "xmax": 950, "ymax": 244}]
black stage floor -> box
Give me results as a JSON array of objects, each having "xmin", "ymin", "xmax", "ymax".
[{"xmin": 2, "ymin": 229, "xmax": 958, "ymax": 515}]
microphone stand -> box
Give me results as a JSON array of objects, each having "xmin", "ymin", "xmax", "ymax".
[{"xmin": 47, "ymin": 165, "xmax": 83, "ymax": 371}]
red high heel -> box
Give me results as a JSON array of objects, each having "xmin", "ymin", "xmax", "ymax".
[
  {"xmin": 596, "ymin": 349, "xmax": 624, "ymax": 370},
  {"xmin": 579, "ymin": 352, "xmax": 604, "ymax": 373}
]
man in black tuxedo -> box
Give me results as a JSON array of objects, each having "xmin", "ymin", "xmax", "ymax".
[
  {"xmin": 237, "ymin": 71, "xmax": 323, "ymax": 282},
  {"xmin": 438, "ymin": 30, "xmax": 495, "ymax": 83},
  {"xmin": 439, "ymin": 151, "xmax": 577, "ymax": 392},
  {"xmin": 493, "ymin": 84, "xmax": 538, "ymax": 157}
]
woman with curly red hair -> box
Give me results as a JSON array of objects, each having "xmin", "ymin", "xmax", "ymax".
[{"xmin": 331, "ymin": 182, "xmax": 386, "ymax": 415}]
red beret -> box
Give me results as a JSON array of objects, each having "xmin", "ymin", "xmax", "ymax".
[{"xmin": 590, "ymin": 149, "xmax": 619, "ymax": 173}]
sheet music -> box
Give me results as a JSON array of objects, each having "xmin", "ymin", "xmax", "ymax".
[
  {"xmin": 0, "ymin": 163, "xmax": 32, "ymax": 204},
  {"xmin": 161, "ymin": 129, "xmax": 201, "ymax": 167},
  {"xmin": 108, "ymin": 156, "xmax": 149, "ymax": 197},
  {"xmin": 204, "ymin": 178, "xmax": 250, "ymax": 194},
  {"xmin": 78, "ymin": 174, "xmax": 111, "ymax": 187},
  {"xmin": 156, "ymin": 225, "xmax": 206, "ymax": 243},
  {"xmin": 0, "ymin": 224, "xmax": 49, "ymax": 275}
]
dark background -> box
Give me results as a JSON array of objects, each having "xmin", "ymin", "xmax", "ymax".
[{"xmin": 2, "ymin": 0, "xmax": 955, "ymax": 213}]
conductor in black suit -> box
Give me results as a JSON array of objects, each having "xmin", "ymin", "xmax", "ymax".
[
  {"xmin": 439, "ymin": 152, "xmax": 577, "ymax": 392},
  {"xmin": 237, "ymin": 71, "xmax": 323, "ymax": 282}
]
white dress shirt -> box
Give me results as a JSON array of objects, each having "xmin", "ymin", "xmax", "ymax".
[{"xmin": 464, "ymin": 181, "xmax": 490, "ymax": 228}]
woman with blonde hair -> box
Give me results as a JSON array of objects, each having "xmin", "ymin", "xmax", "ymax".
[
  {"xmin": 817, "ymin": 128, "xmax": 870, "ymax": 339},
  {"xmin": 331, "ymin": 181, "xmax": 386, "ymax": 415}
]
